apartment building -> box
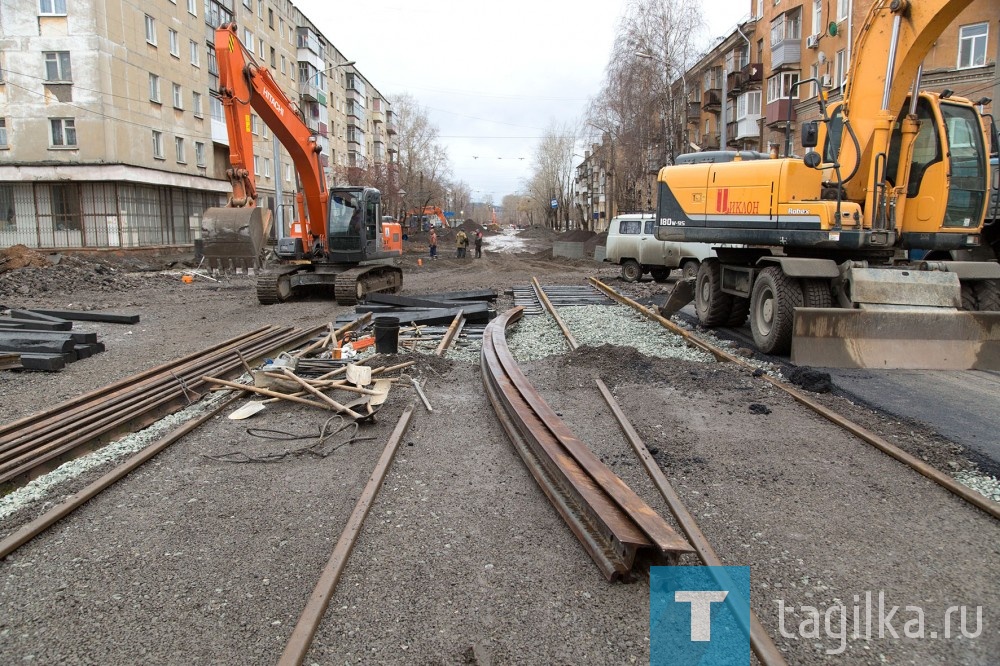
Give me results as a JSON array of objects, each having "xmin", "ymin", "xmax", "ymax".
[
  {"xmin": 689, "ymin": 0, "xmax": 995, "ymax": 156},
  {"xmin": 0, "ymin": 0, "xmax": 395, "ymax": 250}
]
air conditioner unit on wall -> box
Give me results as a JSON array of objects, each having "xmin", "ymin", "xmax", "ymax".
[{"xmin": 806, "ymin": 34, "xmax": 820, "ymax": 49}]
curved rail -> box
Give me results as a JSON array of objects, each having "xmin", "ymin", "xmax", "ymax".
[
  {"xmin": 480, "ymin": 306, "xmax": 693, "ymax": 581},
  {"xmin": 587, "ymin": 277, "xmax": 1000, "ymax": 521}
]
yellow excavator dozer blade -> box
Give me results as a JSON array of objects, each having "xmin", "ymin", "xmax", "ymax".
[
  {"xmin": 198, "ymin": 207, "xmax": 271, "ymax": 270},
  {"xmin": 791, "ymin": 307, "xmax": 1000, "ymax": 370}
]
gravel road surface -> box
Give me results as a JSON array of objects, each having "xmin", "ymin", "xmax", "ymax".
[{"xmin": 1, "ymin": 231, "xmax": 998, "ymax": 664}]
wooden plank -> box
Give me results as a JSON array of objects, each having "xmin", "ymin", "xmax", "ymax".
[
  {"xmin": 26, "ymin": 309, "xmax": 140, "ymax": 325},
  {"xmin": 9, "ymin": 310, "xmax": 73, "ymax": 326},
  {"xmin": 0, "ymin": 330, "xmax": 98, "ymax": 344},
  {"xmin": 1, "ymin": 316, "xmax": 73, "ymax": 331},
  {"xmin": 13, "ymin": 354, "xmax": 66, "ymax": 372},
  {"xmin": 419, "ymin": 289, "xmax": 497, "ymax": 302}
]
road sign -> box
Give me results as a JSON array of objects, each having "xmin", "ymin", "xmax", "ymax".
[
  {"xmin": 550, "ymin": 198, "xmax": 558, "ymax": 209},
  {"xmin": 444, "ymin": 211, "xmax": 455, "ymax": 218}
]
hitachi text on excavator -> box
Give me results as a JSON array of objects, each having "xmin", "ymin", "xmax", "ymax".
[{"xmin": 199, "ymin": 24, "xmax": 403, "ymax": 305}]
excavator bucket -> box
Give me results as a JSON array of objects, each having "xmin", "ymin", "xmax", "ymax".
[
  {"xmin": 198, "ymin": 207, "xmax": 271, "ymax": 270},
  {"xmin": 791, "ymin": 308, "xmax": 1000, "ymax": 370}
]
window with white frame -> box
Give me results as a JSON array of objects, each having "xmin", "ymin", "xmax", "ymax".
[
  {"xmin": 253, "ymin": 155, "xmax": 260, "ymax": 175},
  {"xmin": 737, "ymin": 91, "xmax": 761, "ymax": 118},
  {"xmin": 152, "ymin": 130, "xmax": 164, "ymax": 158},
  {"xmin": 257, "ymin": 0, "xmax": 263, "ymax": 18},
  {"xmin": 836, "ymin": 0, "xmax": 848, "ymax": 21},
  {"xmin": 285, "ymin": 163, "xmax": 292, "ymax": 182},
  {"xmin": 39, "ymin": 0, "xmax": 67, "ymax": 15},
  {"xmin": 169, "ymin": 29, "xmax": 179, "ymax": 57},
  {"xmin": 261, "ymin": 124, "xmax": 268, "ymax": 139},
  {"xmin": 172, "ymin": 83, "xmax": 183, "ymax": 109},
  {"xmin": 190, "ymin": 40, "xmax": 200, "ymax": 66},
  {"xmin": 250, "ymin": 114, "xmax": 258, "ymax": 135},
  {"xmin": 809, "ymin": 63, "xmax": 820, "ymax": 97},
  {"xmin": 50, "ymin": 118, "xmax": 76, "ymax": 147},
  {"xmin": 242, "ymin": 0, "xmax": 250, "ymax": 8},
  {"xmin": 258, "ymin": 37, "xmax": 265, "ymax": 60},
  {"xmin": 187, "ymin": 0, "xmax": 197, "ymax": 17},
  {"xmin": 958, "ymin": 23, "xmax": 988, "ymax": 69},
  {"xmin": 175, "ymin": 136, "xmax": 186, "ymax": 163},
  {"xmin": 243, "ymin": 29, "xmax": 254, "ymax": 52},
  {"xmin": 263, "ymin": 157, "xmax": 271, "ymax": 178},
  {"xmin": 769, "ymin": 8, "xmax": 801, "ymax": 46},
  {"xmin": 193, "ymin": 91, "xmax": 203, "ymax": 118},
  {"xmin": 835, "ymin": 49, "xmax": 847, "ymax": 88},
  {"xmin": 195, "ymin": 141, "xmax": 206, "ymax": 166},
  {"xmin": 766, "ymin": 72, "xmax": 800, "ymax": 103},
  {"xmin": 755, "ymin": 0, "xmax": 763, "ymax": 19},
  {"xmin": 145, "ymin": 15, "xmax": 156, "ymax": 45},
  {"xmin": 43, "ymin": 52, "xmax": 72, "ymax": 82},
  {"xmin": 811, "ymin": 0, "xmax": 822, "ymax": 37},
  {"xmin": 0, "ymin": 118, "xmax": 8, "ymax": 148},
  {"xmin": 280, "ymin": 55, "xmax": 286, "ymax": 74},
  {"xmin": 149, "ymin": 73, "xmax": 160, "ymax": 102}
]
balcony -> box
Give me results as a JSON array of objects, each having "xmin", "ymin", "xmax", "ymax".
[
  {"xmin": 765, "ymin": 99, "xmax": 796, "ymax": 126},
  {"xmin": 727, "ymin": 71, "xmax": 745, "ymax": 95},
  {"xmin": 737, "ymin": 115, "xmax": 762, "ymax": 139},
  {"xmin": 300, "ymin": 82, "xmax": 320, "ymax": 102},
  {"xmin": 687, "ymin": 102, "xmax": 702, "ymax": 119},
  {"xmin": 726, "ymin": 121, "xmax": 738, "ymax": 144},
  {"xmin": 702, "ymin": 89, "xmax": 722, "ymax": 111},
  {"xmin": 741, "ymin": 62, "xmax": 763, "ymax": 85},
  {"xmin": 703, "ymin": 133, "xmax": 721, "ymax": 150},
  {"xmin": 771, "ymin": 40, "xmax": 801, "ymax": 70},
  {"xmin": 386, "ymin": 116, "xmax": 397, "ymax": 135},
  {"xmin": 370, "ymin": 109, "xmax": 385, "ymax": 125}
]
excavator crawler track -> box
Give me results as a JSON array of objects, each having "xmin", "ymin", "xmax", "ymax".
[
  {"xmin": 256, "ymin": 271, "xmax": 292, "ymax": 305},
  {"xmin": 334, "ymin": 265, "xmax": 403, "ymax": 306}
]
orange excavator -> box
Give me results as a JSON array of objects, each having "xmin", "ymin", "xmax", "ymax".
[
  {"xmin": 200, "ymin": 23, "xmax": 403, "ymax": 305},
  {"xmin": 404, "ymin": 206, "xmax": 448, "ymax": 230}
]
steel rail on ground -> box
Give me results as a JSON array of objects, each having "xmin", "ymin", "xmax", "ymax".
[
  {"xmin": 587, "ymin": 277, "xmax": 1000, "ymax": 521},
  {"xmin": 480, "ymin": 306, "xmax": 693, "ymax": 582},
  {"xmin": 0, "ymin": 324, "xmax": 326, "ymax": 491}
]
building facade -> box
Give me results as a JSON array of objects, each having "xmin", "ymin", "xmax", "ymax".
[{"xmin": 0, "ymin": 0, "xmax": 395, "ymax": 251}]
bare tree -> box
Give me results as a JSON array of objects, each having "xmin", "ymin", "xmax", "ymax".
[
  {"xmin": 529, "ymin": 121, "xmax": 577, "ymax": 231},
  {"xmin": 391, "ymin": 93, "xmax": 452, "ymax": 217}
]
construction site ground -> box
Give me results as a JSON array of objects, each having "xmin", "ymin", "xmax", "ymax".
[{"xmin": 1, "ymin": 229, "xmax": 998, "ymax": 665}]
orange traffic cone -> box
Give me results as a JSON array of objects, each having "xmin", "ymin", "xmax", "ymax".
[{"xmin": 417, "ymin": 258, "xmax": 423, "ymax": 266}]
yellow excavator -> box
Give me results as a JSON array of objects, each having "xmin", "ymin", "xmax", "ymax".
[{"xmin": 656, "ymin": 0, "xmax": 999, "ymax": 369}]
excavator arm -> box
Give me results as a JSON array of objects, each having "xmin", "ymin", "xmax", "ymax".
[{"xmin": 201, "ymin": 23, "xmax": 328, "ymax": 268}]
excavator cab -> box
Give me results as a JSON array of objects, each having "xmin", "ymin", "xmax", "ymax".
[{"xmin": 327, "ymin": 187, "xmax": 385, "ymax": 264}]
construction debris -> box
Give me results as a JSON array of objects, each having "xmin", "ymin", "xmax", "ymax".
[{"xmin": 0, "ymin": 307, "xmax": 111, "ymax": 371}]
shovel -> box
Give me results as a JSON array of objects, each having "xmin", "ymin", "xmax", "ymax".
[{"xmin": 227, "ymin": 400, "xmax": 267, "ymax": 420}]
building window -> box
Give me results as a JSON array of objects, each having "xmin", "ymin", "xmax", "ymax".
[
  {"xmin": 193, "ymin": 91, "xmax": 203, "ymax": 118},
  {"xmin": 169, "ymin": 29, "xmax": 179, "ymax": 57},
  {"xmin": 39, "ymin": 0, "xmax": 67, "ymax": 15},
  {"xmin": 958, "ymin": 23, "xmax": 988, "ymax": 69},
  {"xmin": 736, "ymin": 91, "xmax": 761, "ymax": 118},
  {"xmin": 43, "ymin": 51, "xmax": 72, "ymax": 82},
  {"xmin": 49, "ymin": 118, "xmax": 76, "ymax": 147},
  {"xmin": 243, "ymin": 29, "xmax": 254, "ymax": 52},
  {"xmin": 152, "ymin": 130, "xmax": 164, "ymax": 159},
  {"xmin": 809, "ymin": 63, "xmax": 820, "ymax": 97},
  {"xmin": 175, "ymin": 137, "xmax": 186, "ymax": 163},
  {"xmin": 261, "ymin": 124, "xmax": 268, "ymax": 139},
  {"xmin": 0, "ymin": 118, "xmax": 8, "ymax": 148},
  {"xmin": 187, "ymin": 0, "xmax": 197, "ymax": 17},
  {"xmin": 195, "ymin": 141, "xmax": 206, "ymax": 166},
  {"xmin": 149, "ymin": 73, "xmax": 160, "ymax": 102},
  {"xmin": 145, "ymin": 15, "xmax": 156, "ymax": 45},
  {"xmin": 769, "ymin": 8, "xmax": 801, "ymax": 46},
  {"xmin": 766, "ymin": 72, "xmax": 800, "ymax": 103},
  {"xmin": 51, "ymin": 184, "xmax": 81, "ymax": 231},
  {"xmin": 173, "ymin": 83, "xmax": 183, "ymax": 109},
  {"xmin": 263, "ymin": 157, "xmax": 271, "ymax": 177},
  {"xmin": 811, "ymin": 0, "xmax": 822, "ymax": 37},
  {"xmin": 285, "ymin": 162, "xmax": 292, "ymax": 182},
  {"xmin": 242, "ymin": 0, "xmax": 250, "ymax": 8},
  {"xmin": 268, "ymin": 8, "xmax": 274, "ymax": 29},
  {"xmin": 280, "ymin": 54, "xmax": 286, "ymax": 74},
  {"xmin": 270, "ymin": 46, "xmax": 276, "ymax": 68},
  {"xmin": 835, "ymin": 49, "xmax": 847, "ymax": 88},
  {"xmin": 250, "ymin": 114, "xmax": 259, "ymax": 135},
  {"xmin": 836, "ymin": 0, "xmax": 848, "ymax": 21},
  {"xmin": 253, "ymin": 155, "xmax": 260, "ymax": 175},
  {"xmin": 190, "ymin": 40, "xmax": 200, "ymax": 66}
]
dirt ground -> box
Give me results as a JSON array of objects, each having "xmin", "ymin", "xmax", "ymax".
[{"xmin": 1, "ymin": 232, "xmax": 998, "ymax": 665}]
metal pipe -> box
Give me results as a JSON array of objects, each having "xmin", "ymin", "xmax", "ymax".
[{"xmin": 881, "ymin": 13, "xmax": 904, "ymax": 110}]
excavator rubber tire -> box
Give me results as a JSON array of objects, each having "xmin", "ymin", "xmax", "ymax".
[
  {"xmin": 750, "ymin": 267, "xmax": 804, "ymax": 355},
  {"xmin": 974, "ymin": 279, "xmax": 1000, "ymax": 312},
  {"xmin": 694, "ymin": 259, "xmax": 733, "ymax": 327}
]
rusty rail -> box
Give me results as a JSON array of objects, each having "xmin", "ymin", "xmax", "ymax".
[
  {"xmin": 480, "ymin": 306, "xmax": 692, "ymax": 581},
  {"xmin": 0, "ymin": 324, "xmax": 325, "ymax": 492}
]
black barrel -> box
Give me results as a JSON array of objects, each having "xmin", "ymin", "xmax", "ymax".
[{"xmin": 373, "ymin": 316, "xmax": 400, "ymax": 354}]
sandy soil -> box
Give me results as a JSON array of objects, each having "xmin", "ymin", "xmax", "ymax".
[{"xmin": 1, "ymin": 232, "xmax": 997, "ymax": 665}]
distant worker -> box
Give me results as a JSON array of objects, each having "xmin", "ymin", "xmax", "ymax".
[
  {"xmin": 429, "ymin": 228, "xmax": 438, "ymax": 260},
  {"xmin": 456, "ymin": 229, "xmax": 468, "ymax": 258},
  {"xmin": 474, "ymin": 230, "xmax": 483, "ymax": 258}
]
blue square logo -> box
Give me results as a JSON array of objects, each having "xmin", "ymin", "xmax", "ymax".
[{"xmin": 650, "ymin": 566, "xmax": 751, "ymax": 666}]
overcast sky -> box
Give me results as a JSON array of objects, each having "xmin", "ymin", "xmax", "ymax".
[{"xmin": 292, "ymin": 0, "xmax": 752, "ymax": 204}]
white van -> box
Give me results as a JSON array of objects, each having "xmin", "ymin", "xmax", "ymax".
[{"xmin": 604, "ymin": 213, "xmax": 717, "ymax": 282}]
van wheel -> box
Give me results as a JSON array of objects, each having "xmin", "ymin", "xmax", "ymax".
[
  {"xmin": 650, "ymin": 268, "xmax": 670, "ymax": 283},
  {"xmin": 750, "ymin": 267, "xmax": 803, "ymax": 355},
  {"xmin": 681, "ymin": 260, "xmax": 699, "ymax": 280},
  {"xmin": 621, "ymin": 260, "xmax": 642, "ymax": 282},
  {"xmin": 694, "ymin": 259, "xmax": 732, "ymax": 327}
]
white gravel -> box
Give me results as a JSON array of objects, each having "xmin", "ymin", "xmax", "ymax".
[{"xmin": 954, "ymin": 470, "xmax": 1000, "ymax": 503}]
